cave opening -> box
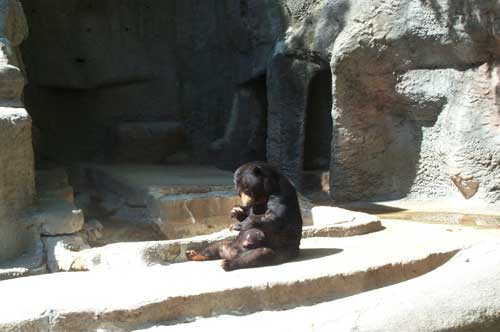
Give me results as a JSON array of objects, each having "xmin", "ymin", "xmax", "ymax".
[{"xmin": 303, "ymin": 68, "xmax": 333, "ymax": 172}]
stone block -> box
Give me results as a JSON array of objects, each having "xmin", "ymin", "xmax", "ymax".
[
  {"xmin": 0, "ymin": 64, "xmax": 23, "ymax": 99},
  {"xmin": 151, "ymin": 192, "xmax": 240, "ymax": 239},
  {"xmin": 42, "ymin": 234, "xmax": 90, "ymax": 272},
  {"xmin": 0, "ymin": 108, "xmax": 35, "ymax": 261},
  {"xmin": 29, "ymin": 200, "xmax": 84, "ymax": 236}
]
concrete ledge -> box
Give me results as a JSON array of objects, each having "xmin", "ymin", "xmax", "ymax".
[
  {"xmin": 148, "ymin": 239, "xmax": 500, "ymax": 332},
  {"xmin": 49, "ymin": 209, "xmax": 384, "ymax": 272},
  {"xmin": 0, "ymin": 221, "xmax": 499, "ymax": 332},
  {"xmin": 303, "ymin": 206, "xmax": 383, "ymax": 237}
]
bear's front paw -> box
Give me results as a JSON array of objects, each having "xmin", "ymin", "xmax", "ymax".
[
  {"xmin": 221, "ymin": 259, "xmax": 237, "ymax": 271},
  {"xmin": 229, "ymin": 223, "xmax": 242, "ymax": 232},
  {"xmin": 230, "ymin": 206, "xmax": 247, "ymax": 221}
]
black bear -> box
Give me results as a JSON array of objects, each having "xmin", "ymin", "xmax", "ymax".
[{"xmin": 185, "ymin": 161, "xmax": 303, "ymax": 271}]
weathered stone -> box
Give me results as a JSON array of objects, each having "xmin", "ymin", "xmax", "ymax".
[
  {"xmin": 149, "ymin": 192, "xmax": 240, "ymax": 239},
  {"xmin": 36, "ymin": 167, "xmax": 75, "ymax": 203},
  {"xmin": 0, "ymin": 63, "xmax": 23, "ymax": 99},
  {"xmin": 76, "ymin": 164, "xmax": 234, "ymax": 228},
  {"xmin": 0, "ymin": 0, "xmax": 28, "ymax": 47},
  {"xmin": 18, "ymin": 0, "xmax": 289, "ymax": 164},
  {"xmin": 82, "ymin": 218, "xmax": 103, "ymax": 242},
  {"xmin": 114, "ymin": 122, "xmax": 186, "ymax": 163},
  {"xmin": 0, "ymin": 108, "xmax": 35, "ymax": 261},
  {"xmin": 450, "ymin": 174, "xmax": 480, "ymax": 199},
  {"xmin": 42, "ymin": 234, "xmax": 90, "ymax": 272},
  {"xmin": 326, "ymin": 0, "xmax": 500, "ymax": 203},
  {"xmin": 266, "ymin": 52, "xmax": 323, "ymax": 186},
  {"xmin": 29, "ymin": 200, "xmax": 84, "ymax": 236},
  {"xmin": 302, "ymin": 207, "xmax": 383, "ymax": 237},
  {"xmin": 0, "ymin": 236, "xmax": 45, "ymax": 281},
  {"xmin": 35, "ymin": 167, "xmax": 69, "ymax": 191},
  {"xmin": 211, "ymin": 80, "xmax": 267, "ymax": 171}
]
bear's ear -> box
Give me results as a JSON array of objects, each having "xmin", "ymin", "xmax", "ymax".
[{"xmin": 253, "ymin": 165, "xmax": 263, "ymax": 177}]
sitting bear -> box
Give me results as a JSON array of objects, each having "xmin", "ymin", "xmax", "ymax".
[{"xmin": 185, "ymin": 161, "xmax": 303, "ymax": 271}]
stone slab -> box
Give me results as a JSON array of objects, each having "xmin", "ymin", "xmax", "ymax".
[
  {"xmin": 42, "ymin": 235, "xmax": 90, "ymax": 273},
  {"xmin": 0, "ymin": 221, "xmax": 499, "ymax": 332},
  {"xmin": 29, "ymin": 200, "xmax": 84, "ymax": 236},
  {"xmin": 143, "ymin": 239, "xmax": 500, "ymax": 332},
  {"xmin": 149, "ymin": 191, "xmax": 240, "ymax": 239},
  {"xmin": 53, "ymin": 208, "xmax": 383, "ymax": 272},
  {"xmin": 82, "ymin": 164, "xmax": 234, "ymax": 210}
]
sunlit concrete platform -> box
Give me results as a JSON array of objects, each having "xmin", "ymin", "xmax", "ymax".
[
  {"xmin": 1, "ymin": 221, "xmax": 499, "ymax": 332},
  {"xmin": 339, "ymin": 199, "xmax": 500, "ymax": 228},
  {"xmin": 138, "ymin": 239, "xmax": 500, "ymax": 332}
]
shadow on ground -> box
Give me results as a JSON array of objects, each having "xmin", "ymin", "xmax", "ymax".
[{"xmin": 294, "ymin": 248, "xmax": 343, "ymax": 262}]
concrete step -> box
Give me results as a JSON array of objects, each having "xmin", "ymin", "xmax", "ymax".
[
  {"xmin": 134, "ymin": 239, "xmax": 500, "ymax": 332},
  {"xmin": 1, "ymin": 220, "xmax": 499, "ymax": 332},
  {"xmin": 76, "ymin": 164, "xmax": 235, "ymax": 239},
  {"xmin": 76, "ymin": 164, "xmax": 324, "ymax": 243},
  {"xmin": 44, "ymin": 211, "xmax": 383, "ymax": 272}
]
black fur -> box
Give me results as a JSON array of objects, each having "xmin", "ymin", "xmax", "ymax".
[{"xmin": 188, "ymin": 161, "xmax": 303, "ymax": 271}]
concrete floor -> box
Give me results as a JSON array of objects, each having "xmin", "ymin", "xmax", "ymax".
[{"xmin": 1, "ymin": 220, "xmax": 499, "ymax": 332}]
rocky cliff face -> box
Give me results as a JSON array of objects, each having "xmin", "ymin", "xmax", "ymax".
[
  {"xmin": 0, "ymin": 0, "xmax": 35, "ymax": 261},
  {"xmin": 269, "ymin": 0, "xmax": 500, "ymax": 204},
  {"xmin": 20, "ymin": 0, "xmax": 287, "ymax": 163},
  {"xmin": 326, "ymin": 0, "xmax": 500, "ymax": 203},
  {"xmin": 17, "ymin": 0, "xmax": 500, "ymax": 205}
]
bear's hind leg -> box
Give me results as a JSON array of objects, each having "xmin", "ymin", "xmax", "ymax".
[
  {"xmin": 186, "ymin": 242, "xmax": 221, "ymax": 261},
  {"xmin": 222, "ymin": 247, "xmax": 279, "ymax": 271}
]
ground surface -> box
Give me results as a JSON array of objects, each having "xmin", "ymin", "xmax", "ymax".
[{"xmin": 1, "ymin": 220, "xmax": 499, "ymax": 332}]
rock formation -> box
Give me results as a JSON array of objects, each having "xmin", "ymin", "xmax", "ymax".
[{"xmin": 0, "ymin": 0, "xmax": 34, "ymax": 261}]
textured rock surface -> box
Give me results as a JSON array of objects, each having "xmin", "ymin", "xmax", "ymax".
[
  {"xmin": 0, "ymin": 221, "xmax": 499, "ymax": 332},
  {"xmin": 20, "ymin": 0, "xmax": 287, "ymax": 163},
  {"xmin": 42, "ymin": 234, "xmax": 90, "ymax": 272},
  {"xmin": 0, "ymin": 236, "xmax": 45, "ymax": 281},
  {"xmin": 0, "ymin": 0, "xmax": 35, "ymax": 262},
  {"xmin": 0, "ymin": 108, "xmax": 35, "ymax": 261},
  {"xmin": 29, "ymin": 200, "xmax": 84, "ymax": 236},
  {"xmin": 16, "ymin": 0, "xmax": 500, "ymax": 205},
  {"xmin": 150, "ymin": 192, "xmax": 240, "ymax": 239},
  {"xmin": 114, "ymin": 122, "xmax": 186, "ymax": 163},
  {"xmin": 211, "ymin": 80, "xmax": 267, "ymax": 170},
  {"xmin": 328, "ymin": 0, "xmax": 500, "ymax": 202},
  {"xmin": 140, "ymin": 239, "xmax": 500, "ymax": 332}
]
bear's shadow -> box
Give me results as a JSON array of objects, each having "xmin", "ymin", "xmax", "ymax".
[{"xmin": 293, "ymin": 248, "xmax": 343, "ymax": 262}]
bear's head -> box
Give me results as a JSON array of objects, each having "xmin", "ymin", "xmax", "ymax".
[{"xmin": 234, "ymin": 162, "xmax": 280, "ymax": 207}]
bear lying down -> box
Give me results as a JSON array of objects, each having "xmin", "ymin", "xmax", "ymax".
[{"xmin": 186, "ymin": 161, "xmax": 303, "ymax": 271}]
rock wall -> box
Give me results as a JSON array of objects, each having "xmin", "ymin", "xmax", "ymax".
[
  {"xmin": 17, "ymin": 0, "xmax": 500, "ymax": 205},
  {"xmin": 0, "ymin": 0, "xmax": 35, "ymax": 261},
  {"xmin": 20, "ymin": 0, "xmax": 287, "ymax": 164},
  {"xmin": 265, "ymin": 0, "xmax": 500, "ymax": 204},
  {"xmin": 328, "ymin": 0, "xmax": 500, "ymax": 203}
]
